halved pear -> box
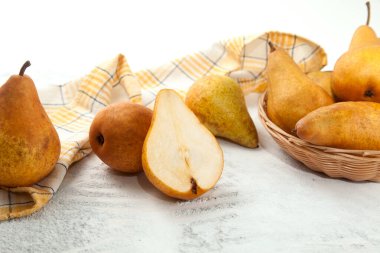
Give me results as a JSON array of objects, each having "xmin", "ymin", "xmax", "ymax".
[{"xmin": 142, "ymin": 89, "xmax": 224, "ymax": 200}]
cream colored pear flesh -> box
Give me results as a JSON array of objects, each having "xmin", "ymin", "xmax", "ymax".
[{"xmin": 142, "ymin": 89, "xmax": 223, "ymax": 200}]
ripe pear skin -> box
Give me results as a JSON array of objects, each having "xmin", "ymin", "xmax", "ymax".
[
  {"xmin": 266, "ymin": 44, "xmax": 334, "ymax": 134},
  {"xmin": 296, "ymin": 102, "xmax": 380, "ymax": 150},
  {"xmin": 332, "ymin": 46, "xmax": 380, "ymax": 102},
  {"xmin": 89, "ymin": 102, "xmax": 153, "ymax": 173},
  {"xmin": 349, "ymin": 25, "xmax": 379, "ymax": 50},
  {"xmin": 0, "ymin": 62, "xmax": 61, "ymax": 187},
  {"xmin": 307, "ymin": 71, "xmax": 333, "ymax": 97},
  {"xmin": 349, "ymin": 2, "xmax": 379, "ymax": 50},
  {"xmin": 185, "ymin": 75, "xmax": 258, "ymax": 148}
]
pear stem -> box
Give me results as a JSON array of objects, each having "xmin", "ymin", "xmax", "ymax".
[
  {"xmin": 268, "ymin": 41, "xmax": 276, "ymax": 52},
  {"xmin": 366, "ymin": 1, "xmax": 371, "ymax": 26},
  {"xmin": 19, "ymin": 61, "xmax": 31, "ymax": 76}
]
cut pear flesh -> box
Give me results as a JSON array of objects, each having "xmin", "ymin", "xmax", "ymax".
[{"xmin": 142, "ymin": 89, "xmax": 224, "ymax": 200}]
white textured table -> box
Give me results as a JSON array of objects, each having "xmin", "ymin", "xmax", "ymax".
[
  {"xmin": 1, "ymin": 1, "xmax": 380, "ymax": 251},
  {"xmin": 1, "ymin": 94, "xmax": 380, "ymax": 252}
]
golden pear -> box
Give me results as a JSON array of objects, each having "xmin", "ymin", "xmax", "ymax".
[
  {"xmin": 349, "ymin": 2, "xmax": 379, "ymax": 50},
  {"xmin": 185, "ymin": 75, "xmax": 258, "ymax": 148},
  {"xmin": 143, "ymin": 89, "xmax": 223, "ymax": 200},
  {"xmin": 266, "ymin": 43, "xmax": 334, "ymax": 134},
  {"xmin": 307, "ymin": 71, "xmax": 333, "ymax": 97},
  {"xmin": 0, "ymin": 61, "xmax": 61, "ymax": 187},
  {"xmin": 89, "ymin": 102, "xmax": 153, "ymax": 173},
  {"xmin": 296, "ymin": 102, "xmax": 380, "ymax": 150},
  {"xmin": 332, "ymin": 46, "xmax": 380, "ymax": 102},
  {"xmin": 332, "ymin": 2, "xmax": 380, "ymax": 102}
]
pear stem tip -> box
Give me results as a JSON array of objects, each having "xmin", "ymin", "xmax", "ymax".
[
  {"xmin": 366, "ymin": 1, "xmax": 371, "ymax": 26},
  {"xmin": 19, "ymin": 61, "xmax": 31, "ymax": 76}
]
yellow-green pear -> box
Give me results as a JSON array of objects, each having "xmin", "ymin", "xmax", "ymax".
[
  {"xmin": 185, "ymin": 75, "xmax": 258, "ymax": 148},
  {"xmin": 265, "ymin": 42, "xmax": 334, "ymax": 134},
  {"xmin": 296, "ymin": 101, "xmax": 380, "ymax": 150},
  {"xmin": 0, "ymin": 61, "xmax": 61, "ymax": 187}
]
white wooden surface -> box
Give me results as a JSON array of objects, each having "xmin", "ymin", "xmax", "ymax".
[{"xmin": 0, "ymin": 1, "xmax": 380, "ymax": 252}]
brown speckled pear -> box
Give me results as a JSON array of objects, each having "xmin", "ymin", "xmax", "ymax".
[
  {"xmin": 0, "ymin": 61, "xmax": 61, "ymax": 187},
  {"xmin": 185, "ymin": 75, "xmax": 258, "ymax": 148},
  {"xmin": 265, "ymin": 43, "xmax": 333, "ymax": 134},
  {"xmin": 349, "ymin": 2, "xmax": 379, "ymax": 50},
  {"xmin": 142, "ymin": 89, "xmax": 223, "ymax": 200},
  {"xmin": 296, "ymin": 102, "xmax": 380, "ymax": 150},
  {"xmin": 89, "ymin": 102, "xmax": 153, "ymax": 173},
  {"xmin": 307, "ymin": 71, "xmax": 333, "ymax": 97}
]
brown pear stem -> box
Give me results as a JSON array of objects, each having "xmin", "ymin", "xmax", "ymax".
[
  {"xmin": 366, "ymin": 1, "xmax": 371, "ymax": 26},
  {"xmin": 268, "ymin": 41, "xmax": 276, "ymax": 52},
  {"xmin": 19, "ymin": 61, "xmax": 31, "ymax": 76}
]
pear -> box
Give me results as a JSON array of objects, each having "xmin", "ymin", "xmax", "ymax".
[
  {"xmin": 142, "ymin": 89, "xmax": 223, "ymax": 200},
  {"xmin": 332, "ymin": 46, "xmax": 380, "ymax": 102},
  {"xmin": 185, "ymin": 75, "xmax": 258, "ymax": 148},
  {"xmin": 307, "ymin": 71, "xmax": 333, "ymax": 97},
  {"xmin": 296, "ymin": 102, "xmax": 380, "ymax": 150},
  {"xmin": 265, "ymin": 42, "xmax": 334, "ymax": 134},
  {"xmin": 332, "ymin": 2, "xmax": 380, "ymax": 102},
  {"xmin": 0, "ymin": 61, "xmax": 61, "ymax": 187},
  {"xmin": 349, "ymin": 2, "xmax": 379, "ymax": 50},
  {"xmin": 89, "ymin": 102, "xmax": 153, "ymax": 173}
]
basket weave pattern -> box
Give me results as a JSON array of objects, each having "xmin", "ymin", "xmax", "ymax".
[{"xmin": 258, "ymin": 93, "xmax": 380, "ymax": 182}]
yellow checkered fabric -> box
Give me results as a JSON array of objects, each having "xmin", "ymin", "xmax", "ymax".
[{"xmin": 0, "ymin": 31, "xmax": 326, "ymax": 220}]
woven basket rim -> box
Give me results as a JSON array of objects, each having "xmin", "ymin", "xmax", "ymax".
[{"xmin": 258, "ymin": 92, "xmax": 380, "ymax": 158}]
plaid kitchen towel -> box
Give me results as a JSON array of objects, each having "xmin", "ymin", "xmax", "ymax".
[{"xmin": 0, "ymin": 31, "xmax": 327, "ymax": 220}]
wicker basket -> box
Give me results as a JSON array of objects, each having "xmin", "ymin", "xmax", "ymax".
[{"xmin": 258, "ymin": 92, "xmax": 380, "ymax": 182}]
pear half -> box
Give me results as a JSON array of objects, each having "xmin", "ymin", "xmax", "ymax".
[{"xmin": 142, "ymin": 89, "xmax": 224, "ymax": 200}]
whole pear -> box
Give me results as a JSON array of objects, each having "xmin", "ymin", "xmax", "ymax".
[
  {"xmin": 89, "ymin": 102, "xmax": 152, "ymax": 173},
  {"xmin": 266, "ymin": 43, "xmax": 334, "ymax": 134},
  {"xmin": 307, "ymin": 71, "xmax": 333, "ymax": 97},
  {"xmin": 185, "ymin": 75, "xmax": 258, "ymax": 148},
  {"xmin": 0, "ymin": 61, "xmax": 61, "ymax": 187},
  {"xmin": 332, "ymin": 2, "xmax": 380, "ymax": 102},
  {"xmin": 296, "ymin": 102, "xmax": 380, "ymax": 150}
]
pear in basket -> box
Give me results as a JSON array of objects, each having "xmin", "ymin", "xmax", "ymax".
[
  {"xmin": 332, "ymin": 2, "xmax": 380, "ymax": 102},
  {"xmin": 265, "ymin": 42, "xmax": 333, "ymax": 134},
  {"xmin": 348, "ymin": 2, "xmax": 379, "ymax": 50},
  {"xmin": 296, "ymin": 101, "xmax": 380, "ymax": 150},
  {"xmin": 307, "ymin": 71, "xmax": 333, "ymax": 97}
]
